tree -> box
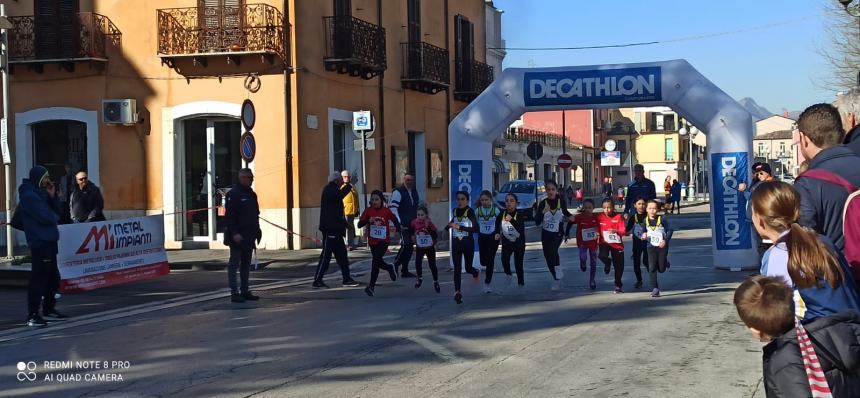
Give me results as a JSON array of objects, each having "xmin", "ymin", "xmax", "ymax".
[{"xmin": 821, "ymin": 1, "xmax": 860, "ymax": 90}]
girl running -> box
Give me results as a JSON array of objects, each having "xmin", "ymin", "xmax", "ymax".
[
  {"xmin": 751, "ymin": 181, "xmax": 860, "ymax": 321},
  {"xmin": 535, "ymin": 180, "xmax": 575, "ymax": 291},
  {"xmin": 569, "ymin": 199, "xmax": 600, "ymax": 289},
  {"xmin": 598, "ymin": 197, "xmax": 626, "ymax": 293},
  {"xmin": 357, "ymin": 190, "xmax": 400, "ymax": 297},
  {"xmin": 446, "ymin": 191, "xmax": 480, "ymax": 304},
  {"xmin": 495, "ymin": 193, "xmax": 526, "ymax": 288},
  {"xmin": 625, "ymin": 198, "xmax": 648, "ymax": 289},
  {"xmin": 411, "ymin": 205, "xmax": 440, "ymax": 293},
  {"xmin": 641, "ymin": 200, "xmax": 672, "ymax": 297},
  {"xmin": 476, "ymin": 190, "xmax": 501, "ymax": 293}
]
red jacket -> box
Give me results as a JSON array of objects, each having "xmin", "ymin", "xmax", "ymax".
[
  {"xmin": 597, "ymin": 212, "xmax": 626, "ymax": 250},
  {"xmin": 573, "ymin": 213, "xmax": 600, "ymax": 250},
  {"xmin": 359, "ymin": 206, "xmax": 399, "ymax": 246}
]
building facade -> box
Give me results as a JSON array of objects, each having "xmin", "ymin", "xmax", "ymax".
[
  {"xmin": 2, "ymin": 0, "xmax": 495, "ymax": 250},
  {"xmin": 753, "ymin": 130, "xmax": 796, "ymax": 178}
]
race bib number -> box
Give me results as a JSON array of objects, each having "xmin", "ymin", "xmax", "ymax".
[
  {"xmin": 633, "ymin": 224, "xmax": 644, "ymax": 238},
  {"xmin": 602, "ymin": 231, "xmax": 621, "ymax": 244},
  {"xmin": 501, "ymin": 221, "xmax": 519, "ymax": 242},
  {"xmin": 543, "ymin": 221, "xmax": 559, "ymax": 233},
  {"xmin": 582, "ymin": 228, "xmax": 598, "ymax": 242},
  {"xmin": 648, "ymin": 229, "xmax": 665, "ymax": 247},
  {"xmin": 416, "ymin": 234, "xmax": 433, "ymax": 248},
  {"xmin": 479, "ymin": 219, "xmax": 496, "ymax": 234},
  {"xmin": 454, "ymin": 220, "xmax": 471, "ymax": 239},
  {"xmin": 370, "ymin": 225, "xmax": 387, "ymax": 240}
]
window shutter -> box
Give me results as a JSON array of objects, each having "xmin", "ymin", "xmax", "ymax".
[
  {"xmin": 333, "ymin": 0, "xmax": 351, "ymax": 17},
  {"xmin": 34, "ymin": 0, "xmax": 59, "ymax": 59},
  {"xmin": 57, "ymin": 0, "xmax": 80, "ymax": 58},
  {"xmin": 407, "ymin": 0, "xmax": 421, "ymax": 44}
]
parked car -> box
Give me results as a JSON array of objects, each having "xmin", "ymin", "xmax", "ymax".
[
  {"xmin": 495, "ymin": 180, "xmax": 547, "ymax": 220},
  {"xmin": 779, "ymin": 174, "xmax": 795, "ymax": 185}
]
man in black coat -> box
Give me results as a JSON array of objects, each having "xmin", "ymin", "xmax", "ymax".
[
  {"xmin": 390, "ymin": 172, "xmax": 420, "ymax": 277},
  {"xmin": 69, "ymin": 171, "xmax": 105, "ymax": 223},
  {"xmin": 313, "ymin": 172, "xmax": 359, "ymax": 288},
  {"xmin": 223, "ymin": 168, "xmax": 261, "ymax": 303},
  {"xmin": 794, "ymin": 104, "xmax": 860, "ymax": 251}
]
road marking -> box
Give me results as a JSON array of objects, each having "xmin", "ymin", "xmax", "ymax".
[{"xmin": 406, "ymin": 335, "xmax": 462, "ymax": 362}]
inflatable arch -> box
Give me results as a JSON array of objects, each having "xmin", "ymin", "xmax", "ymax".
[{"xmin": 448, "ymin": 59, "xmax": 756, "ymax": 270}]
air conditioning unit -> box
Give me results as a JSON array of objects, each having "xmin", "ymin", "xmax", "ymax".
[{"xmin": 102, "ymin": 99, "xmax": 138, "ymax": 125}]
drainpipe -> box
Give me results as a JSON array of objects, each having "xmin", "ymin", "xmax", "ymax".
[
  {"xmin": 444, "ymin": 0, "xmax": 451, "ymax": 167},
  {"xmin": 284, "ymin": 0, "xmax": 295, "ymax": 249},
  {"xmin": 377, "ymin": 0, "xmax": 386, "ymax": 192}
]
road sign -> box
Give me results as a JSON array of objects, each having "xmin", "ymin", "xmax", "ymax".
[
  {"xmin": 526, "ymin": 141, "xmax": 543, "ymax": 161},
  {"xmin": 241, "ymin": 99, "xmax": 256, "ymax": 131},
  {"xmin": 240, "ymin": 132, "xmax": 256, "ymax": 163},
  {"xmin": 600, "ymin": 151, "xmax": 621, "ymax": 166},
  {"xmin": 557, "ymin": 153, "xmax": 573, "ymax": 169}
]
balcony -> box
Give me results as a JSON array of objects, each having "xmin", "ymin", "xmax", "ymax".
[
  {"xmin": 157, "ymin": 4, "xmax": 287, "ymax": 69},
  {"xmin": 454, "ymin": 59, "xmax": 493, "ymax": 102},
  {"xmin": 401, "ymin": 42, "xmax": 450, "ymax": 94},
  {"xmin": 7, "ymin": 13, "xmax": 121, "ymax": 73},
  {"xmin": 323, "ymin": 15, "xmax": 386, "ymax": 80},
  {"xmin": 505, "ymin": 128, "xmax": 585, "ymax": 150}
]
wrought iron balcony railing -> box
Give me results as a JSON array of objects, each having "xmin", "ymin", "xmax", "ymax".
[
  {"xmin": 454, "ymin": 59, "xmax": 493, "ymax": 102},
  {"xmin": 504, "ymin": 128, "xmax": 585, "ymax": 150},
  {"xmin": 157, "ymin": 4, "xmax": 287, "ymax": 66},
  {"xmin": 7, "ymin": 12, "xmax": 121, "ymax": 69},
  {"xmin": 323, "ymin": 15, "xmax": 386, "ymax": 79},
  {"xmin": 401, "ymin": 42, "xmax": 450, "ymax": 94}
]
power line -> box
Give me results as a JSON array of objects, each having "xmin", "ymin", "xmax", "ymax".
[{"xmin": 491, "ymin": 16, "xmax": 813, "ymax": 51}]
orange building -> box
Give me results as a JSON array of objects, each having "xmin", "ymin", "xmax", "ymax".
[{"xmin": 1, "ymin": 0, "xmax": 497, "ymax": 250}]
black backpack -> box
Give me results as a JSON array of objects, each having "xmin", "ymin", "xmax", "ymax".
[{"xmin": 10, "ymin": 207, "xmax": 23, "ymax": 231}]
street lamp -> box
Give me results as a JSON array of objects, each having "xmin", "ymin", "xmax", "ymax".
[{"xmin": 679, "ymin": 123, "xmax": 699, "ymax": 198}]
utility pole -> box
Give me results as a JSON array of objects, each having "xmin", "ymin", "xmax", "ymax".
[{"xmin": 1, "ymin": 4, "xmax": 14, "ymax": 258}]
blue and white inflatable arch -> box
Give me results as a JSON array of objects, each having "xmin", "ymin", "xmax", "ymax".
[{"xmin": 448, "ymin": 59, "xmax": 756, "ymax": 270}]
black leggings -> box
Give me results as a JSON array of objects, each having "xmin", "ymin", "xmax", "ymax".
[
  {"xmin": 452, "ymin": 237, "xmax": 476, "ymax": 292},
  {"xmin": 541, "ymin": 230, "xmax": 563, "ymax": 280},
  {"xmin": 501, "ymin": 240, "xmax": 526, "ymax": 285},
  {"xmin": 478, "ymin": 234, "xmax": 500, "ymax": 284},
  {"xmin": 368, "ymin": 243, "xmax": 390, "ymax": 288},
  {"xmin": 646, "ymin": 245, "xmax": 669, "ymax": 289},
  {"xmin": 415, "ymin": 247, "xmax": 438, "ymax": 281},
  {"xmin": 631, "ymin": 239, "xmax": 648, "ymax": 283},
  {"xmin": 599, "ymin": 245, "xmax": 625, "ymax": 288}
]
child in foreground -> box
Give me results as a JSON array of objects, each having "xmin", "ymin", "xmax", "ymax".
[
  {"xmin": 411, "ymin": 205, "xmax": 440, "ymax": 293},
  {"xmin": 733, "ymin": 275, "xmax": 860, "ymax": 397},
  {"xmin": 597, "ymin": 198, "xmax": 626, "ymax": 293},
  {"xmin": 358, "ymin": 190, "xmax": 400, "ymax": 297},
  {"xmin": 567, "ymin": 199, "xmax": 599, "ymax": 290},
  {"xmin": 642, "ymin": 200, "xmax": 672, "ymax": 297}
]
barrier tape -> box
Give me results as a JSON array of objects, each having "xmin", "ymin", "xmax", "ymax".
[{"xmin": 259, "ymin": 217, "xmax": 322, "ymax": 245}]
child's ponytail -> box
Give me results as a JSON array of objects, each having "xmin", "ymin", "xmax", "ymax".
[{"xmin": 783, "ymin": 223, "xmax": 843, "ymax": 289}]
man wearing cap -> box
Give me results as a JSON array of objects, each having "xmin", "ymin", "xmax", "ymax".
[
  {"xmin": 313, "ymin": 172, "xmax": 360, "ymax": 288},
  {"xmin": 17, "ymin": 166, "xmax": 65, "ymax": 327},
  {"xmin": 739, "ymin": 161, "xmax": 776, "ymax": 261}
]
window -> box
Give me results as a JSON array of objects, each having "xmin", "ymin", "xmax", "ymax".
[
  {"xmin": 779, "ymin": 142, "xmax": 786, "ymax": 157},
  {"xmin": 35, "ymin": 0, "xmax": 80, "ymax": 59},
  {"xmin": 455, "ymin": 14, "xmax": 475, "ymax": 89},
  {"xmin": 407, "ymin": 0, "xmax": 420, "ymax": 43},
  {"xmin": 510, "ymin": 162, "xmax": 522, "ymax": 180},
  {"xmin": 665, "ymin": 138, "xmax": 674, "ymax": 161},
  {"xmin": 332, "ymin": 122, "xmax": 349, "ymax": 173},
  {"xmin": 758, "ymin": 142, "xmax": 766, "ymax": 157},
  {"xmin": 663, "ymin": 114, "xmax": 676, "ymax": 131},
  {"xmin": 333, "ymin": 0, "xmax": 351, "ymax": 16}
]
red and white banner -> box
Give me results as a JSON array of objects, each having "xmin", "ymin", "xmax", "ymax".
[{"xmin": 57, "ymin": 215, "xmax": 169, "ymax": 293}]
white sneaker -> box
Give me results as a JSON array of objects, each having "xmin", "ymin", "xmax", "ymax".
[
  {"xmin": 555, "ymin": 266, "xmax": 564, "ymax": 280},
  {"xmin": 551, "ymin": 280, "xmax": 560, "ymax": 291},
  {"xmin": 651, "ymin": 288, "xmax": 661, "ymax": 298},
  {"xmin": 483, "ymin": 283, "xmax": 492, "ymax": 293}
]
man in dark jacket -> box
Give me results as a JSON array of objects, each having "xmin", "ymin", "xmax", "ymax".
[
  {"xmin": 313, "ymin": 172, "xmax": 359, "ymax": 288},
  {"xmin": 622, "ymin": 164, "xmax": 657, "ymax": 218},
  {"xmin": 18, "ymin": 165, "xmax": 66, "ymax": 327},
  {"xmin": 734, "ymin": 276, "xmax": 860, "ymax": 398},
  {"xmin": 794, "ymin": 104, "xmax": 860, "ymax": 251},
  {"xmin": 390, "ymin": 172, "xmax": 420, "ymax": 278},
  {"xmin": 223, "ymin": 168, "xmax": 261, "ymax": 303},
  {"xmin": 834, "ymin": 87, "xmax": 860, "ymax": 157},
  {"xmin": 69, "ymin": 171, "xmax": 105, "ymax": 223}
]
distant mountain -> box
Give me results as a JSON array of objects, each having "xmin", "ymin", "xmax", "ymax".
[{"xmin": 737, "ymin": 97, "xmax": 773, "ymax": 121}]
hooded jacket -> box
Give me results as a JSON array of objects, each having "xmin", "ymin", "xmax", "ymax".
[
  {"xmin": 70, "ymin": 181, "xmax": 105, "ymax": 223},
  {"xmin": 762, "ymin": 311, "xmax": 860, "ymax": 398},
  {"xmin": 17, "ymin": 166, "xmax": 60, "ymax": 249},
  {"xmin": 795, "ymin": 145, "xmax": 860, "ymax": 251}
]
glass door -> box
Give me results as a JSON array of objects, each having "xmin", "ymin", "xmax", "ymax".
[{"xmin": 213, "ymin": 121, "xmax": 241, "ymax": 237}]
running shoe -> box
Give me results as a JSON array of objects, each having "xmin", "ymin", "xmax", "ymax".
[
  {"xmin": 43, "ymin": 310, "xmax": 68, "ymax": 319},
  {"xmin": 312, "ymin": 281, "xmax": 330, "ymax": 289},
  {"xmin": 434, "ymin": 281, "xmax": 441, "ymax": 293},
  {"xmin": 364, "ymin": 286, "xmax": 375, "ymax": 297},
  {"xmin": 27, "ymin": 315, "xmax": 47, "ymax": 328},
  {"xmin": 589, "ymin": 280, "xmax": 596, "ymax": 290},
  {"xmin": 551, "ymin": 280, "xmax": 560, "ymax": 291},
  {"xmin": 414, "ymin": 278, "xmax": 423, "ymax": 289},
  {"xmin": 387, "ymin": 264, "xmax": 398, "ymax": 281},
  {"xmin": 231, "ymin": 293, "xmax": 246, "ymax": 303},
  {"xmin": 471, "ymin": 269, "xmax": 480, "ymax": 282},
  {"xmin": 604, "ymin": 264, "xmax": 611, "ymax": 275},
  {"xmin": 651, "ymin": 288, "xmax": 661, "ymax": 298},
  {"xmin": 342, "ymin": 279, "xmax": 360, "ymax": 287},
  {"xmin": 580, "ymin": 263, "xmax": 586, "ymax": 272},
  {"xmin": 634, "ymin": 280, "xmax": 643, "ymax": 289},
  {"xmin": 614, "ymin": 286, "xmax": 623, "ymax": 294},
  {"xmin": 555, "ymin": 266, "xmax": 564, "ymax": 280},
  {"xmin": 483, "ymin": 283, "xmax": 492, "ymax": 294},
  {"xmin": 454, "ymin": 291, "xmax": 463, "ymax": 304}
]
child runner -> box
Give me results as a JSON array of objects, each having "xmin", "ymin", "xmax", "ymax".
[
  {"xmin": 496, "ymin": 193, "xmax": 526, "ymax": 288},
  {"xmin": 411, "ymin": 205, "xmax": 440, "ymax": 293},
  {"xmin": 476, "ymin": 190, "xmax": 501, "ymax": 293},
  {"xmin": 357, "ymin": 190, "xmax": 400, "ymax": 297},
  {"xmin": 751, "ymin": 181, "xmax": 860, "ymax": 321},
  {"xmin": 446, "ymin": 191, "xmax": 480, "ymax": 304},
  {"xmin": 598, "ymin": 197, "xmax": 626, "ymax": 293},
  {"xmin": 535, "ymin": 180, "xmax": 575, "ymax": 291},
  {"xmin": 625, "ymin": 198, "xmax": 649, "ymax": 289},
  {"xmin": 567, "ymin": 199, "xmax": 600, "ymax": 289},
  {"xmin": 641, "ymin": 200, "xmax": 672, "ymax": 297}
]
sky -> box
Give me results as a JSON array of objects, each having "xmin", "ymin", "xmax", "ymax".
[{"xmin": 494, "ymin": 0, "xmax": 838, "ymax": 114}]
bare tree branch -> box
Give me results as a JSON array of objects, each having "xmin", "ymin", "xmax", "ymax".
[{"xmin": 819, "ymin": 0, "xmax": 860, "ymax": 90}]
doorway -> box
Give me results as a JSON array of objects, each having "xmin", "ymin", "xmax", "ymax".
[{"xmin": 182, "ymin": 118, "xmax": 241, "ymax": 240}]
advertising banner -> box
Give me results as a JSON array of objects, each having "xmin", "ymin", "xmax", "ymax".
[
  {"xmin": 710, "ymin": 152, "xmax": 752, "ymax": 251},
  {"xmin": 57, "ymin": 215, "xmax": 170, "ymax": 293},
  {"xmin": 523, "ymin": 66, "xmax": 662, "ymax": 107},
  {"xmin": 600, "ymin": 151, "xmax": 622, "ymax": 167}
]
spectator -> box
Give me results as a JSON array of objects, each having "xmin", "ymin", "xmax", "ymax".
[
  {"xmin": 17, "ymin": 165, "xmax": 65, "ymax": 327},
  {"xmin": 739, "ymin": 162, "xmax": 778, "ymax": 263},
  {"xmin": 341, "ymin": 170, "xmax": 360, "ymax": 251},
  {"xmin": 390, "ymin": 172, "xmax": 420, "ymax": 278},
  {"xmin": 794, "ymin": 103, "xmax": 860, "ymax": 251},
  {"xmin": 663, "ymin": 176, "xmax": 672, "ymax": 206},
  {"xmin": 834, "ymin": 87, "xmax": 860, "ymax": 157},
  {"xmin": 670, "ymin": 179, "xmax": 682, "ymax": 214},
  {"xmin": 223, "ymin": 168, "xmax": 261, "ymax": 303},
  {"xmin": 57, "ymin": 164, "xmax": 73, "ymax": 224},
  {"xmin": 69, "ymin": 171, "xmax": 105, "ymax": 223},
  {"xmin": 623, "ymin": 164, "xmax": 657, "ymax": 218},
  {"xmin": 602, "ymin": 177, "xmax": 613, "ymax": 198},
  {"xmin": 313, "ymin": 172, "xmax": 359, "ymax": 288}
]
